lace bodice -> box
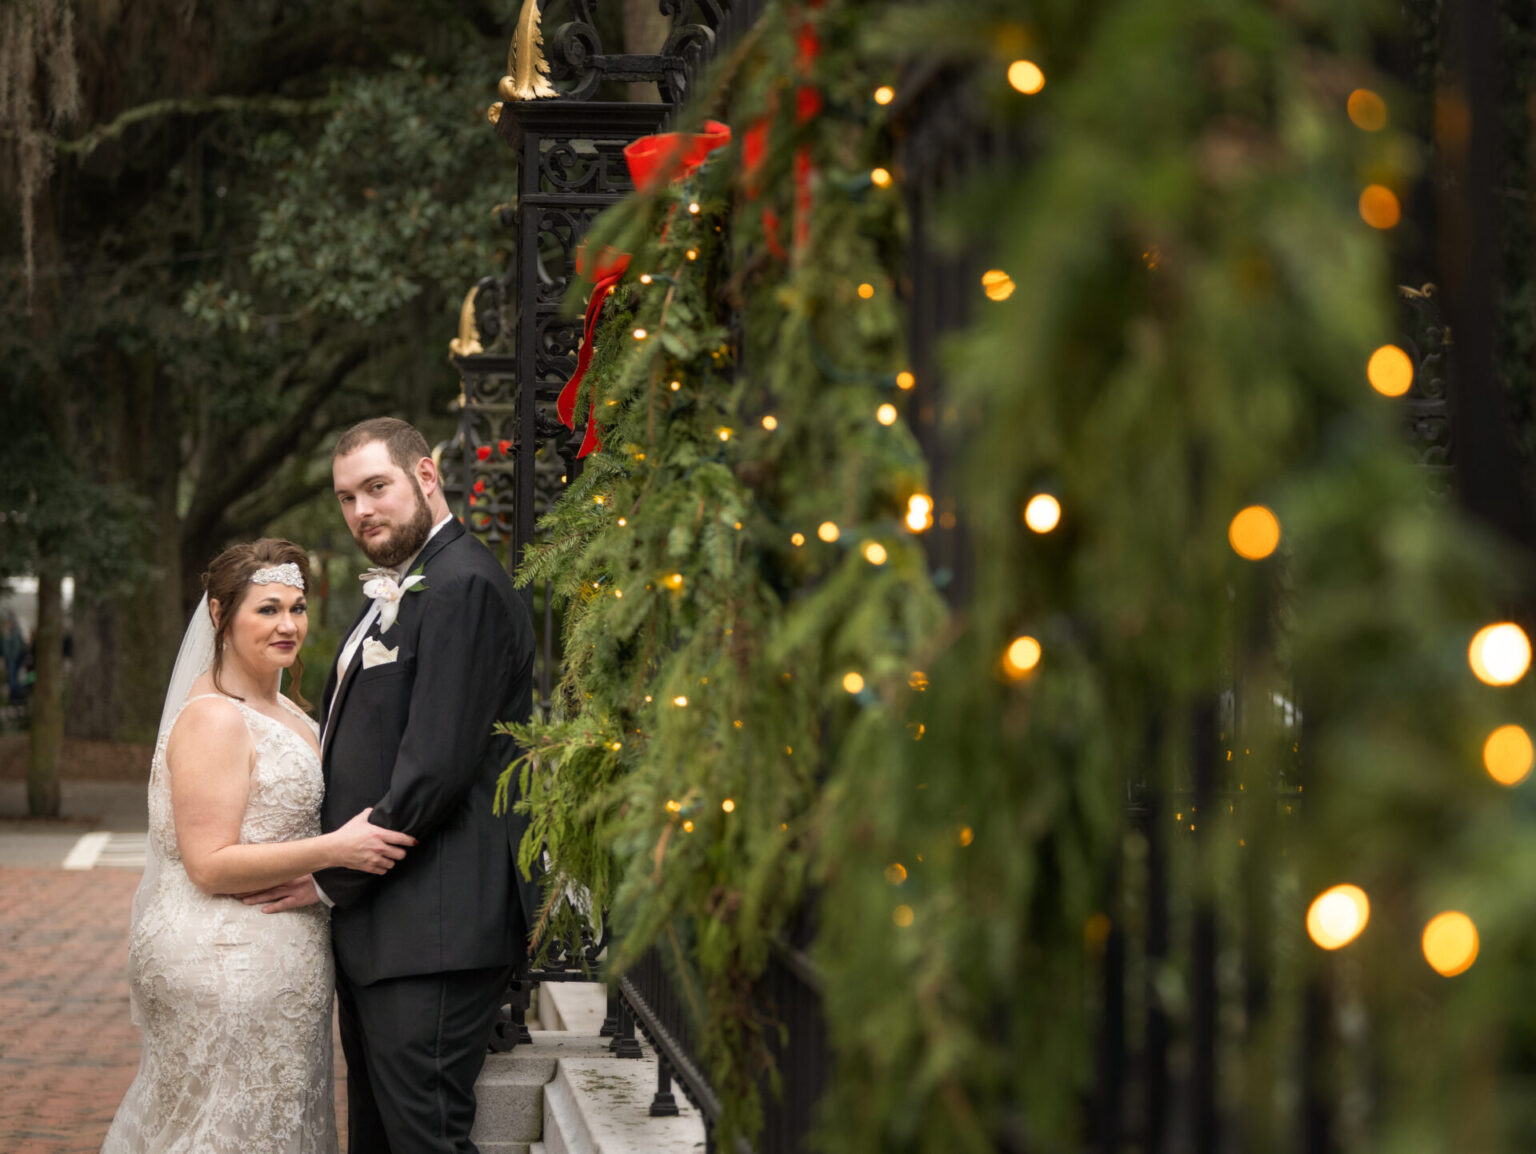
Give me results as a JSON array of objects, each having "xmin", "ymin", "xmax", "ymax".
[{"xmin": 102, "ymin": 693, "xmax": 337, "ymax": 1154}]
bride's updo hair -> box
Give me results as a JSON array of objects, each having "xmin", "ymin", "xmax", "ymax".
[{"xmin": 202, "ymin": 538, "xmax": 312, "ymax": 711}]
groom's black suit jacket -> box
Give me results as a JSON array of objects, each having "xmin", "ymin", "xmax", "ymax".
[{"xmin": 316, "ymin": 519, "xmax": 539, "ymax": 987}]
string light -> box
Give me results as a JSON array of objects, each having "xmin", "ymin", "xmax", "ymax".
[
  {"xmin": 863, "ymin": 542, "xmax": 888, "ymax": 565},
  {"xmin": 610, "ymin": 741, "xmax": 623, "ymax": 751},
  {"xmin": 669, "ymin": 380, "xmax": 681, "ymax": 391},
  {"xmin": 688, "ymin": 201, "xmax": 701, "ymax": 214},
  {"xmin": 633, "ymin": 328, "xmax": 648, "ymax": 341},
  {"xmin": 818, "ymin": 521, "xmax": 840, "ymax": 542},
  {"xmin": 1358, "ymin": 184, "xmax": 1401, "ymax": 230},
  {"xmin": 1024, "ymin": 494, "xmax": 1061, "ymax": 533},
  {"xmin": 958, "ymin": 825, "xmax": 974, "ymax": 847},
  {"xmin": 876, "ymin": 403, "xmax": 898, "ymax": 426},
  {"xmin": 1469, "ymin": 623, "xmax": 1531, "ymax": 686},
  {"xmin": 672, "ymin": 695, "xmax": 689, "ymax": 707},
  {"xmin": 685, "ymin": 248, "xmax": 699, "ymax": 260},
  {"xmin": 1002, "ymin": 635, "xmax": 1042, "ymax": 678},
  {"xmin": 791, "ymin": 532, "xmax": 805, "ymax": 547},
  {"xmin": 1347, "ymin": 88, "xmax": 1388, "ymax": 131},
  {"xmin": 1007, "ymin": 59, "xmax": 1046, "ymax": 95},
  {"xmin": 762, "ymin": 414, "xmax": 778, "ymax": 430},
  {"xmin": 1305, "ymin": 885, "xmax": 1370, "ymax": 949},
  {"xmin": 664, "ymin": 572, "xmax": 684, "ymax": 590},
  {"xmin": 1229, "ymin": 505, "xmax": 1281, "ymax": 560},
  {"xmin": 843, "ymin": 672, "xmax": 865, "ymax": 694},
  {"xmin": 683, "ymin": 820, "xmax": 695, "ymax": 833},
  {"xmin": 870, "ymin": 167, "xmax": 893, "ymax": 187},
  {"xmin": 722, "ymin": 798, "xmax": 735, "ymax": 813},
  {"xmin": 908, "ymin": 671, "xmax": 928, "ymax": 691},
  {"xmin": 1422, "ymin": 911, "xmax": 1479, "ymax": 976},
  {"xmin": 857, "ymin": 283, "xmax": 876, "ymax": 300},
  {"xmin": 981, "ymin": 269, "xmax": 1016, "ymax": 301},
  {"xmin": 639, "ymin": 273, "xmax": 653, "ymax": 284},
  {"xmin": 906, "ymin": 493, "xmax": 933, "ymax": 533},
  {"xmin": 896, "ymin": 371, "xmax": 915, "ymax": 391},
  {"xmin": 1367, "ymin": 344, "xmax": 1413, "ymax": 396},
  {"xmin": 874, "ymin": 85, "xmax": 896, "ymax": 105},
  {"xmin": 1483, "ymin": 724, "xmax": 1534, "ymax": 785},
  {"xmin": 665, "ymin": 799, "xmax": 681, "ymax": 813},
  {"xmin": 884, "ymin": 863, "xmax": 908, "ymax": 885},
  {"xmin": 617, "ymin": 517, "xmax": 627, "ymax": 526},
  {"xmin": 718, "ymin": 427, "xmax": 733, "ymax": 441}
]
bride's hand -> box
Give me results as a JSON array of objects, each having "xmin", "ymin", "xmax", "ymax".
[{"xmin": 330, "ymin": 807, "xmax": 417, "ymax": 874}]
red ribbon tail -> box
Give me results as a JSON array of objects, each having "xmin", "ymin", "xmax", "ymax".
[
  {"xmin": 576, "ymin": 399, "xmax": 604, "ymax": 458},
  {"xmin": 557, "ymin": 272, "xmax": 625, "ymax": 429}
]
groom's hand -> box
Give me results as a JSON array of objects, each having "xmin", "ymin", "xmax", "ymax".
[{"xmin": 239, "ymin": 875, "xmax": 321, "ymax": 913}]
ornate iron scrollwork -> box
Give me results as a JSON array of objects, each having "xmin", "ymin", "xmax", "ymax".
[{"xmin": 1397, "ymin": 282, "xmax": 1454, "ymax": 489}]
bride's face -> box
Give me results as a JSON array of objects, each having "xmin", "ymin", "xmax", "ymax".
[{"xmin": 216, "ymin": 585, "xmax": 309, "ymax": 674}]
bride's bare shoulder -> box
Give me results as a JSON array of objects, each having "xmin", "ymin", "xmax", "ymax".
[{"xmin": 167, "ymin": 695, "xmax": 252, "ymax": 765}]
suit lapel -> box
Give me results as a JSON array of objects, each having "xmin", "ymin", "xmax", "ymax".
[{"xmin": 319, "ymin": 520, "xmax": 464, "ymax": 768}]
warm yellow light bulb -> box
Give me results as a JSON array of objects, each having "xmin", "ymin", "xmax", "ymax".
[
  {"xmin": 1024, "ymin": 493, "xmax": 1061, "ymax": 533},
  {"xmin": 981, "ymin": 268, "xmax": 1016, "ymax": 301},
  {"xmin": 858, "ymin": 283, "xmax": 876, "ymax": 300},
  {"xmin": 1306, "ymin": 885, "xmax": 1370, "ymax": 950},
  {"xmin": 672, "ymin": 695, "xmax": 688, "ymax": 707},
  {"xmin": 1422, "ymin": 911, "xmax": 1479, "ymax": 976},
  {"xmin": 884, "ymin": 862, "xmax": 908, "ymax": 885},
  {"xmin": 721, "ymin": 798, "xmax": 735, "ymax": 813},
  {"xmin": 843, "ymin": 671, "xmax": 865, "ymax": 694},
  {"xmin": 1359, "ymin": 184, "xmax": 1401, "ymax": 230},
  {"xmin": 958, "ymin": 825, "xmax": 974, "ymax": 847},
  {"xmin": 1367, "ymin": 345, "xmax": 1413, "ymax": 397},
  {"xmin": 639, "ymin": 273, "xmax": 653, "ymax": 284},
  {"xmin": 876, "ymin": 403, "xmax": 898, "ymax": 426},
  {"xmin": 1007, "ymin": 59, "xmax": 1046, "ymax": 95},
  {"xmin": 870, "ymin": 167, "xmax": 893, "ymax": 188},
  {"xmin": 762, "ymin": 414, "xmax": 778, "ymax": 430},
  {"xmin": 892, "ymin": 904, "xmax": 914, "ymax": 927},
  {"xmin": 685, "ymin": 249, "xmax": 698, "ymax": 261},
  {"xmin": 818, "ymin": 521, "xmax": 840, "ymax": 542},
  {"xmin": 669, "ymin": 380, "xmax": 681, "ymax": 391},
  {"xmin": 664, "ymin": 572, "xmax": 684, "ymax": 590},
  {"xmin": 906, "ymin": 493, "xmax": 933, "ymax": 533},
  {"xmin": 717, "ymin": 427, "xmax": 733, "ymax": 441},
  {"xmin": 874, "ymin": 85, "xmax": 896, "ymax": 106},
  {"xmin": 1002, "ymin": 635, "xmax": 1041, "ymax": 678},
  {"xmin": 683, "ymin": 819, "xmax": 695, "ymax": 833},
  {"xmin": 688, "ymin": 201, "xmax": 701, "ymax": 214},
  {"xmin": 1484, "ymin": 724, "xmax": 1534, "ymax": 785},
  {"xmin": 790, "ymin": 532, "xmax": 805, "ymax": 547},
  {"xmin": 1229, "ymin": 505, "xmax": 1281, "ymax": 561},
  {"xmin": 633, "ymin": 328, "xmax": 648, "ymax": 341},
  {"xmin": 895, "ymin": 370, "xmax": 915, "ymax": 391},
  {"xmin": 863, "ymin": 542, "xmax": 888, "ymax": 565},
  {"xmin": 1469, "ymin": 623, "xmax": 1532, "ymax": 686},
  {"xmin": 1347, "ymin": 88, "xmax": 1389, "ymax": 131}
]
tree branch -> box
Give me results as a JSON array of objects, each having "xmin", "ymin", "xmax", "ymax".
[
  {"xmin": 52, "ymin": 94, "xmax": 337, "ymax": 157},
  {"xmin": 182, "ymin": 340, "xmax": 371, "ymax": 548}
]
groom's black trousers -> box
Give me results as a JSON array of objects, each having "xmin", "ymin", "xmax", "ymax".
[{"xmin": 337, "ymin": 963, "xmax": 513, "ymax": 1154}]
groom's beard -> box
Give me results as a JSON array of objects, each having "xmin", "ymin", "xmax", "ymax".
[{"xmin": 355, "ymin": 483, "xmax": 434, "ymax": 569}]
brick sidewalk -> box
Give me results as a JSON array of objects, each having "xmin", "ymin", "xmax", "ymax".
[{"xmin": 0, "ymin": 867, "xmax": 348, "ymax": 1153}]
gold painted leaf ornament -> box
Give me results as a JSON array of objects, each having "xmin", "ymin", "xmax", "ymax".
[
  {"xmin": 448, "ymin": 286, "xmax": 484, "ymax": 359},
  {"xmin": 501, "ymin": 0, "xmax": 558, "ymax": 102}
]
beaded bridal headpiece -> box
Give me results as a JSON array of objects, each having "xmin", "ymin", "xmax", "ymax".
[{"xmin": 249, "ymin": 562, "xmax": 306, "ymax": 589}]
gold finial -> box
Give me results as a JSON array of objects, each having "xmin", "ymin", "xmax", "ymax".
[
  {"xmin": 449, "ymin": 286, "xmax": 484, "ymax": 359},
  {"xmin": 501, "ymin": 0, "xmax": 558, "ymax": 102}
]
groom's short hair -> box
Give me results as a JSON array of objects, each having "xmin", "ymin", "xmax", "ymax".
[{"xmin": 334, "ymin": 418, "xmax": 431, "ymax": 477}]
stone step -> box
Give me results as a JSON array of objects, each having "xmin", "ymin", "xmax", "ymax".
[{"xmin": 472, "ymin": 1029, "xmax": 617, "ymax": 1150}]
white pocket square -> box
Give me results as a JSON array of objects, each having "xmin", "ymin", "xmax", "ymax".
[{"xmin": 360, "ymin": 638, "xmax": 399, "ymax": 670}]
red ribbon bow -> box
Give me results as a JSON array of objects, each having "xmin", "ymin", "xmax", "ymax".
[{"xmin": 557, "ymin": 120, "xmax": 733, "ymax": 458}]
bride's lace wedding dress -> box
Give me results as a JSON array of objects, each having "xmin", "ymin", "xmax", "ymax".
[{"xmin": 101, "ymin": 693, "xmax": 337, "ymax": 1154}]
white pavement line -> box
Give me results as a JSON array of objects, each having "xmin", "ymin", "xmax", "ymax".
[
  {"xmin": 62, "ymin": 830, "xmax": 112, "ymax": 870},
  {"xmin": 96, "ymin": 833, "xmax": 148, "ymax": 869}
]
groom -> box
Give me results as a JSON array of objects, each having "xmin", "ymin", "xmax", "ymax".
[{"xmin": 274, "ymin": 417, "xmax": 536, "ymax": 1153}]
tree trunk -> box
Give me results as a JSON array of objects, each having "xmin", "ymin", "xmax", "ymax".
[
  {"xmin": 27, "ymin": 565, "xmax": 65, "ymax": 816},
  {"xmin": 623, "ymin": 0, "xmax": 667, "ymax": 103},
  {"xmin": 66, "ymin": 347, "xmax": 183, "ymax": 742}
]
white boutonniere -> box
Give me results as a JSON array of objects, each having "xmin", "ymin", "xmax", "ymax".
[{"xmin": 360, "ymin": 563, "xmax": 429, "ymax": 634}]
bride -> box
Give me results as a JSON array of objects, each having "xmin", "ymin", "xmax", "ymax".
[{"xmin": 101, "ymin": 538, "xmax": 415, "ymax": 1154}]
